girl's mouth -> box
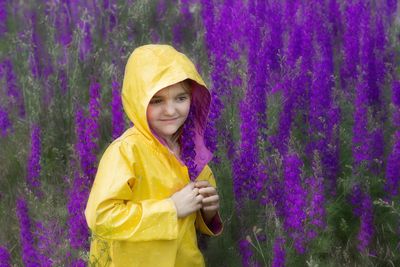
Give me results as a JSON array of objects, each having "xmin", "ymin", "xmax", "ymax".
[{"xmin": 161, "ymin": 118, "xmax": 178, "ymax": 121}]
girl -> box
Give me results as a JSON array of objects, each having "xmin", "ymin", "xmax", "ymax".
[{"xmin": 85, "ymin": 44, "xmax": 223, "ymax": 266}]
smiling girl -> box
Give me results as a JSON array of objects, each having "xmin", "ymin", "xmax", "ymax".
[{"xmin": 85, "ymin": 44, "xmax": 223, "ymax": 266}]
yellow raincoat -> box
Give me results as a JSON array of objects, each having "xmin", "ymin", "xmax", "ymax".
[{"xmin": 85, "ymin": 44, "xmax": 223, "ymax": 266}]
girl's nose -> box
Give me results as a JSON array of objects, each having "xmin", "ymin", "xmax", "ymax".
[{"xmin": 163, "ymin": 102, "xmax": 176, "ymax": 115}]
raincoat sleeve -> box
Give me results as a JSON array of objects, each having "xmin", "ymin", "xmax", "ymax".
[
  {"xmin": 85, "ymin": 140, "xmax": 178, "ymax": 241},
  {"xmin": 195, "ymin": 165, "xmax": 223, "ymax": 236}
]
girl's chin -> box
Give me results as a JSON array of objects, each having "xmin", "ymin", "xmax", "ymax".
[{"xmin": 156, "ymin": 129, "xmax": 179, "ymax": 139}]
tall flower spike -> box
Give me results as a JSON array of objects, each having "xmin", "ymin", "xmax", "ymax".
[
  {"xmin": 272, "ymin": 236, "xmax": 285, "ymax": 267},
  {"xmin": 180, "ymin": 105, "xmax": 197, "ymax": 180},
  {"xmin": 67, "ymin": 173, "xmax": 90, "ymax": 250},
  {"xmin": 4, "ymin": 59, "xmax": 25, "ymax": 117},
  {"xmin": 111, "ymin": 80, "xmax": 125, "ymax": 139},
  {"xmin": 352, "ymin": 80, "xmax": 370, "ymax": 166},
  {"xmin": 385, "ymin": 80, "xmax": 400, "ymax": 197},
  {"xmin": 0, "ymin": 246, "xmax": 11, "ymax": 267},
  {"xmin": 78, "ymin": 17, "xmax": 93, "ymax": 61},
  {"xmin": 16, "ymin": 197, "xmax": 40, "ymax": 266},
  {"xmin": 239, "ymin": 239, "xmax": 253, "ymax": 267},
  {"xmin": 283, "ymin": 152, "xmax": 307, "ymax": 254},
  {"xmin": 26, "ymin": 124, "xmax": 43, "ymax": 197},
  {"xmin": 0, "ymin": 106, "xmax": 12, "ymax": 137},
  {"xmin": 0, "ymin": 0, "xmax": 7, "ymax": 37},
  {"xmin": 357, "ymin": 193, "xmax": 374, "ymax": 253},
  {"xmin": 341, "ymin": 0, "xmax": 362, "ymax": 88}
]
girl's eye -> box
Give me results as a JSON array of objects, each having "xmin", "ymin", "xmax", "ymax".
[
  {"xmin": 150, "ymin": 99, "xmax": 162, "ymax": 104},
  {"xmin": 177, "ymin": 96, "xmax": 188, "ymax": 102}
]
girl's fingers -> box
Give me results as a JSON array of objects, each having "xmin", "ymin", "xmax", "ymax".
[
  {"xmin": 198, "ymin": 187, "xmax": 217, "ymax": 196},
  {"xmin": 194, "ymin": 180, "xmax": 211, "ymax": 188},
  {"xmin": 201, "ymin": 204, "xmax": 219, "ymax": 211},
  {"xmin": 195, "ymin": 194, "xmax": 204, "ymax": 203},
  {"xmin": 202, "ymin": 195, "xmax": 219, "ymax": 204},
  {"xmin": 192, "ymin": 188, "xmax": 199, "ymax": 196}
]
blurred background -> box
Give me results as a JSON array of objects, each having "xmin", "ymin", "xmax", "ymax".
[{"xmin": 0, "ymin": 0, "xmax": 400, "ymax": 266}]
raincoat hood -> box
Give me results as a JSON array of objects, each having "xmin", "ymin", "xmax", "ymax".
[{"xmin": 121, "ymin": 44, "xmax": 213, "ymax": 175}]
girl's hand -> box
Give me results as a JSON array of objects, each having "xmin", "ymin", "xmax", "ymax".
[
  {"xmin": 170, "ymin": 183, "xmax": 204, "ymax": 218},
  {"xmin": 195, "ymin": 181, "xmax": 220, "ymax": 224}
]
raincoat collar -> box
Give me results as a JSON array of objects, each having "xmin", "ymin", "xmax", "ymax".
[{"xmin": 121, "ymin": 44, "xmax": 213, "ymax": 177}]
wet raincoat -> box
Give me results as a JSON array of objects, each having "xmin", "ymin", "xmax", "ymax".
[{"xmin": 85, "ymin": 44, "xmax": 223, "ymax": 266}]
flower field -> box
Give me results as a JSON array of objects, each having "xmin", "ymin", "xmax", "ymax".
[{"xmin": 0, "ymin": 0, "xmax": 399, "ymax": 266}]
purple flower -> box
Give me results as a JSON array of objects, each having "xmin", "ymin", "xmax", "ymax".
[
  {"xmin": 156, "ymin": 0, "xmax": 168, "ymax": 19},
  {"xmin": 26, "ymin": 124, "xmax": 43, "ymax": 197},
  {"xmin": 392, "ymin": 80, "xmax": 400, "ymax": 127},
  {"xmin": 74, "ymin": 105, "xmax": 87, "ymax": 171},
  {"xmin": 3, "ymin": 59, "xmax": 25, "ymax": 117},
  {"xmin": 264, "ymin": 1, "xmax": 283, "ymax": 71},
  {"xmin": 16, "ymin": 198, "xmax": 40, "ymax": 266},
  {"xmin": 272, "ymin": 237, "xmax": 285, "ymax": 267},
  {"xmin": 29, "ymin": 12, "xmax": 42, "ymax": 79},
  {"xmin": 385, "ymin": 130, "xmax": 400, "ymax": 197},
  {"xmin": 102, "ymin": 0, "xmax": 117, "ymax": 34},
  {"xmin": 239, "ymin": 239, "xmax": 253, "ymax": 267},
  {"xmin": 71, "ymin": 259, "xmax": 86, "ymax": 267},
  {"xmin": 328, "ymin": 0, "xmax": 342, "ymax": 37},
  {"xmin": 34, "ymin": 220, "xmax": 61, "ymax": 266},
  {"xmin": 111, "ymin": 80, "xmax": 125, "ymax": 139},
  {"xmin": 247, "ymin": 0, "xmax": 268, "ymax": 141},
  {"xmin": 357, "ymin": 195, "xmax": 374, "ymax": 253},
  {"xmin": 385, "ymin": 81, "xmax": 400, "ymax": 196},
  {"xmin": 58, "ymin": 68, "xmax": 68, "ymax": 94},
  {"xmin": 201, "ymin": 0, "xmax": 245, "ymax": 156},
  {"xmin": 341, "ymin": 1, "xmax": 363, "ymax": 87},
  {"xmin": 386, "ymin": 0, "xmax": 398, "ymax": 22},
  {"xmin": 84, "ymin": 80, "xmax": 101, "ymax": 178},
  {"xmin": 349, "ymin": 185, "xmax": 375, "ymax": 253},
  {"xmin": 78, "ymin": 18, "xmax": 93, "ymax": 61},
  {"xmin": 232, "ymin": 97, "xmax": 260, "ymax": 201},
  {"xmin": 0, "ymin": 107, "xmax": 12, "ymax": 137},
  {"xmin": 67, "ymin": 173, "xmax": 90, "ymax": 250},
  {"xmin": 54, "ymin": 3, "xmax": 73, "ymax": 47},
  {"xmin": 283, "ymin": 153, "xmax": 307, "ymax": 254},
  {"xmin": 181, "ymin": 105, "xmax": 197, "ymax": 180},
  {"xmin": 180, "ymin": 0, "xmax": 193, "ymax": 21},
  {"xmin": 352, "ymin": 80, "xmax": 370, "ymax": 165},
  {"xmin": 172, "ymin": 23, "xmax": 184, "ymax": 48},
  {"xmin": 75, "ymin": 81, "xmax": 101, "ymax": 181},
  {"xmin": 0, "ymin": 246, "xmax": 11, "ymax": 267},
  {"xmin": 0, "ymin": 0, "xmax": 7, "ymax": 37},
  {"xmin": 305, "ymin": 154, "xmax": 326, "ymax": 241}
]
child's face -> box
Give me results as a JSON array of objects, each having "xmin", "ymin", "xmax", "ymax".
[{"xmin": 147, "ymin": 82, "xmax": 191, "ymax": 142}]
